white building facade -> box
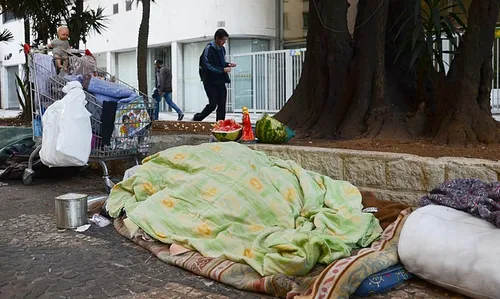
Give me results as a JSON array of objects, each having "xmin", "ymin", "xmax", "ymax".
[
  {"xmin": 86, "ymin": 0, "xmax": 280, "ymax": 113},
  {"xmin": 2, "ymin": 0, "xmax": 341, "ymax": 112},
  {"xmin": 0, "ymin": 0, "xmax": 280, "ymax": 111},
  {"xmin": 0, "ymin": 14, "xmax": 26, "ymax": 110}
]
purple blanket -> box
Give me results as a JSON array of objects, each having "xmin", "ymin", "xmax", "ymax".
[{"xmin": 420, "ymin": 178, "xmax": 500, "ymax": 227}]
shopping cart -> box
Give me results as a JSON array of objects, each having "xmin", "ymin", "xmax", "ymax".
[{"xmin": 23, "ymin": 47, "xmax": 155, "ymax": 193}]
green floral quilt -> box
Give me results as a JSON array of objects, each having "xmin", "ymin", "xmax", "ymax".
[{"xmin": 106, "ymin": 142, "xmax": 382, "ymax": 276}]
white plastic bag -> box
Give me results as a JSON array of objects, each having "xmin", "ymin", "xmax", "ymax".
[
  {"xmin": 398, "ymin": 205, "xmax": 500, "ymax": 299},
  {"xmin": 123, "ymin": 165, "xmax": 141, "ymax": 180},
  {"xmin": 40, "ymin": 81, "xmax": 92, "ymax": 167}
]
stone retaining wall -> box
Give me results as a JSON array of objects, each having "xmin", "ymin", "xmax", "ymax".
[{"xmin": 150, "ymin": 134, "xmax": 500, "ymax": 205}]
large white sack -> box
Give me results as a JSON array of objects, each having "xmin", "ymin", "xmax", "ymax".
[
  {"xmin": 40, "ymin": 81, "xmax": 92, "ymax": 167},
  {"xmin": 398, "ymin": 205, "xmax": 500, "ymax": 299}
]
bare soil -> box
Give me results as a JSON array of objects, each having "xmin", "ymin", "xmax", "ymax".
[
  {"xmin": 152, "ymin": 120, "xmax": 213, "ymax": 135},
  {"xmin": 154, "ymin": 120, "xmax": 500, "ymax": 161},
  {"xmin": 0, "ymin": 117, "xmax": 30, "ymax": 127},
  {"xmin": 289, "ymin": 138, "xmax": 500, "ymax": 161}
]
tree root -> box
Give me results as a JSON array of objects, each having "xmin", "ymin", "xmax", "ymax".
[{"xmin": 433, "ymin": 110, "xmax": 500, "ymax": 146}]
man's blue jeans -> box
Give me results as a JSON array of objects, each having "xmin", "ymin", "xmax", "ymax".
[{"xmin": 154, "ymin": 91, "xmax": 183, "ymax": 120}]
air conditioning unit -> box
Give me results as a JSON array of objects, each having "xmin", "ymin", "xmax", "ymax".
[{"xmin": 217, "ymin": 21, "xmax": 225, "ymax": 28}]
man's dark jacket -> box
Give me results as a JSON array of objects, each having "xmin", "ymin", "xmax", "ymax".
[
  {"xmin": 201, "ymin": 41, "xmax": 230, "ymax": 85},
  {"xmin": 158, "ymin": 66, "xmax": 172, "ymax": 93}
]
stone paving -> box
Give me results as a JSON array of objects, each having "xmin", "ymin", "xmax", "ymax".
[
  {"xmin": 0, "ymin": 109, "xmax": 20, "ymax": 119},
  {"xmin": 0, "ymin": 172, "xmax": 468, "ymax": 299},
  {"xmin": 0, "ymin": 213, "xmax": 261, "ymax": 299},
  {"xmin": 0, "ymin": 175, "xmax": 270, "ymax": 299}
]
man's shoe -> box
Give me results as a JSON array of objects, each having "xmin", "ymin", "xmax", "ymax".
[{"xmin": 178, "ymin": 114, "xmax": 184, "ymax": 121}]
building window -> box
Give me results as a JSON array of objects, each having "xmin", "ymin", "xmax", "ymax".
[
  {"xmin": 126, "ymin": 0, "xmax": 132, "ymax": 11},
  {"xmin": 302, "ymin": 12, "xmax": 309, "ymax": 29},
  {"xmin": 282, "ymin": 0, "xmax": 308, "ymax": 47},
  {"xmin": 229, "ymin": 39, "xmax": 270, "ymax": 111},
  {"xmin": 2, "ymin": 11, "xmax": 16, "ymax": 23},
  {"xmin": 113, "ymin": 3, "xmax": 119, "ymax": 14}
]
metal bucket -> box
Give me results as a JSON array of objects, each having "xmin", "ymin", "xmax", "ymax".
[{"xmin": 55, "ymin": 193, "xmax": 88, "ymax": 229}]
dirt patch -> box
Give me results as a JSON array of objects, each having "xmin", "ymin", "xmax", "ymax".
[
  {"xmin": 0, "ymin": 117, "xmax": 31, "ymax": 127},
  {"xmin": 152, "ymin": 121, "xmax": 213, "ymax": 135},
  {"xmin": 289, "ymin": 138, "xmax": 500, "ymax": 161},
  {"xmin": 153, "ymin": 121, "xmax": 500, "ymax": 161}
]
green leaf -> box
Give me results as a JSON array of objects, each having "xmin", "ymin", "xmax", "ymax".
[
  {"xmin": 433, "ymin": 49, "xmax": 445, "ymax": 73},
  {"xmin": 439, "ymin": 4, "xmax": 458, "ymax": 13},
  {"xmin": 394, "ymin": 38, "xmax": 409, "ymax": 64},
  {"xmin": 0, "ymin": 28, "xmax": 13, "ymax": 43},
  {"xmin": 420, "ymin": 7, "xmax": 431, "ymax": 21},
  {"xmin": 442, "ymin": 18, "xmax": 458, "ymax": 48},
  {"xmin": 14, "ymin": 73, "xmax": 27, "ymax": 111},
  {"xmin": 455, "ymin": 0, "xmax": 467, "ymax": 17},
  {"xmin": 394, "ymin": 0, "xmax": 465, "ymax": 74},
  {"xmin": 412, "ymin": 23, "xmax": 421, "ymax": 51},
  {"xmin": 426, "ymin": 29, "xmax": 433, "ymax": 56},
  {"xmin": 414, "ymin": 0, "xmax": 421, "ymax": 25},
  {"xmin": 393, "ymin": 16, "xmax": 412, "ymax": 41},
  {"xmin": 432, "ymin": 7, "xmax": 441, "ymax": 34},
  {"xmin": 435, "ymin": 34, "xmax": 443, "ymax": 66},
  {"xmin": 84, "ymin": 6, "xmax": 109, "ymax": 35},
  {"xmin": 410, "ymin": 43, "xmax": 423, "ymax": 68},
  {"xmin": 450, "ymin": 12, "xmax": 467, "ymax": 30},
  {"xmin": 388, "ymin": 7, "xmax": 408, "ymax": 34}
]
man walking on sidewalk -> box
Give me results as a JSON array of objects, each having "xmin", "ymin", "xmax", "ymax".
[
  {"xmin": 192, "ymin": 29, "xmax": 236, "ymax": 121},
  {"xmin": 153, "ymin": 59, "xmax": 184, "ymax": 121}
]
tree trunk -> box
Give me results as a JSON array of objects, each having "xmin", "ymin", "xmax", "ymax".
[
  {"xmin": 337, "ymin": 0, "xmax": 392, "ymax": 139},
  {"xmin": 276, "ymin": 0, "xmax": 500, "ymax": 145},
  {"xmin": 275, "ymin": 0, "xmax": 418, "ymax": 140},
  {"xmin": 24, "ymin": 18, "xmax": 30, "ymax": 44},
  {"xmin": 432, "ymin": 0, "xmax": 500, "ymax": 145},
  {"xmin": 69, "ymin": 0, "xmax": 84, "ymax": 49},
  {"xmin": 35, "ymin": 23, "xmax": 50, "ymax": 45},
  {"xmin": 274, "ymin": 0, "xmax": 354, "ymax": 138},
  {"xmin": 137, "ymin": 0, "xmax": 151, "ymax": 95},
  {"xmin": 22, "ymin": 18, "xmax": 32, "ymax": 120}
]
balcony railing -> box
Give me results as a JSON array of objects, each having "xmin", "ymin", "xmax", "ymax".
[
  {"xmin": 227, "ymin": 38, "xmax": 500, "ymax": 115},
  {"xmin": 227, "ymin": 48, "xmax": 306, "ymax": 113}
]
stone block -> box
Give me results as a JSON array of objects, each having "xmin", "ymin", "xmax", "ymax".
[
  {"xmin": 250, "ymin": 144, "xmax": 302, "ymax": 163},
  {"xmin": 387, "ymin": 158, "xmax": 445, "ymax": 191},
  {"xmin": 344, "ymin": 156, "xmax": 386, "ymax": 188},
  {"xmin": 295, "ymin": 150, "xmax": 343, "ymax": 180},
  {"xmin": 442, "ymin": 158, "xmax": 499, "ymax": 182}
]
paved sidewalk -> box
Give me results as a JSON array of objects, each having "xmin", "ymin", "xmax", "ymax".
[
  {"xmin": 0, "ymin": 172, "xmax": 467, "ymax": 299},
  {"xmin": 0, "ymin": 175, "xmax": 270, "ymax": 299},
  {"xmin": 0, "ymin": 109, "xmax": 20, "ymax": 119}
]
